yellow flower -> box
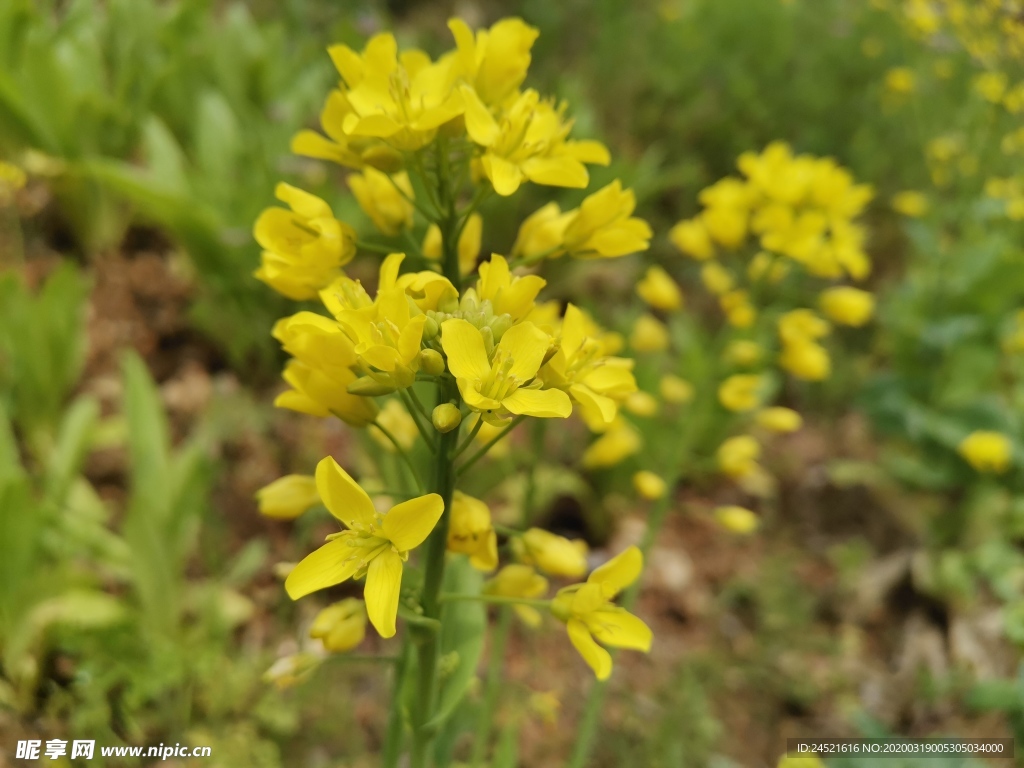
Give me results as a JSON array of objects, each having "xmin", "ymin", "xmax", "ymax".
[
  {"xmin": 327, "ymin": 33, "xmax": 464, "ymax": 151},
  {"xmin": 720, "ymin": 290, "xmax": 757, "ymax": 328},
  {"xmin": 291, "ymin": 89, "xmax": 403, "ymax": 171},
  {"xmin": 891, "ymin": 190, "xmax": 929, "ymax": 217},
  {"xmin": 423, "ymin": 212, "xmax": 482, "ymax": 275},
  {"xmin": 348, "ymin": 168, "xmax": 415, "ymax": 235},
  {"xmin": 755, "ymin": 407, "xmax": 803, "ymax": 433},
  {"xmin": 475, "ymin": 253, "xmax": 546, "ymax": 322},
  {"xmin": 637, "ymin": 265, "xmax": 683, "ymax": 311},
  {"xmin": 974, "ymin": 71, "xmax": 1008, "ymax": 103},
  {"xmin": 581, "ymin": 419, "xmax": 642, "ymax": 468},
  {"xmin": 271, "ymin": 312, "xmax": 379, "ymax": 424},
  {"xmin": 441, "ymin": 318, "xmax": 571, "ymax": 425},
  {"xmin": 819, "ymin": 286, "xmax": 875, "ymax": 327},
  {"xmin": 447, "ymin": 17, "xmax": 539, "ymax": 105},
  {"xmin": 659, "ymin": 374, "xmax": 694, "ymax": 404},
  {"xmin": 462, "ymin": 87, "xmax": 610, "ymax": 196},
  {"xmin": 369, "ymin": 399, "xmax": 419, "ymax": 452},
  {"xmin": 700, "ymin": 262, "xmax": 735, "ymax": 295},
  {"xmin": 562, "ymin": 181, "xmax": 653, "ymax": 258},
  {"xmin": 254, "ymin": 183, "xmax": 356, "ymax": 300},
  {"xmin": 884, "ymin": 67, "xmax": 916, "ymax": 94},
  {"xmin": 447, "ymin": 491, "xmax": 498, "ymax": 571},
  {"xmin": 633, "ymin": 470, "xmax": 667, "ymax": 500},
  {"xmin": 778, "ymin": 309, "xmax": 831, "ymax": 344},
  {"xmin": 718, "ymin": 374, "xmax": 764, "ymax": 412},
  {"xmin": 310, "ymin": 598, "xmax": 367, "ymax": 652},
  {"xmin": 0, "ymin": 160, "xmax": 26, "ymax": 204},
  {"xmin": 717, "ymin": 435, "xmax": 761, "ymax": 478},
  {"xmin": 541, "ymin": 304, "xmax": 637, "ymax": 429},
  {"xmin": 779, "ymin": 339, "xmax": 831, "ymax": 381},
  {"xmin": 630, "ymin": 313, "xmax": 670, "ymax": 353},
  {"xmin": 624, "ymin": 391, "xmax": 658, "ymax": 418},
  {"xmin": 484, "ymin": 564, "xmax": 549, "ymax": 626},
  {"xmin": 669, "ymin": 218, "xmax": 716, "ymax": 260},
  {"xmin": 255, "ymin": 474, "xmax": 320, "ymax": 519},
  {"xmin": 551, "ymin": 546, "xmax": 652, "ymax": 680},
  {"xmin": 701, "ymin": 205, "xmax": 748, "ymax": 248},
  {"xmin": 511, "ymin": 202, "xmax": 575, "ymax": 261},
  {"xmin": 285, "ymin": 457, "xmax": 444, "ymax": 638},
  {"xmin": 714, "ymin": 506, "xmax": 759, "ymax": 534},
  {"xmin": 514, "ymin": 528, "xmax": 589, "ymax": 578},
  {"xmin": 723, "ymin": 340, "xmax": 763, "ymax": 367},
  {"xmin": 958, "ymin": 431, "xmax": 1012, "ymax": 474}
]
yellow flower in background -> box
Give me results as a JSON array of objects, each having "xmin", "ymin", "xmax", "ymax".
[
  {"xmin": 630, "ymin": 313, "xmax": 670, "ymax": 353},
  {"xmin": 528, "ymin": 690, "xmax": 561, "ymax": 725},
  {"xmin": 475, "ymin": 254, "xmax": 546, "ymax": 321},
  {"xmin": 255, "ymin": 474, "xmax": 320, "ymax": 519},
  {"xmin": 637, "ymin": 265, "xmax": 683, "ymax": 311},
  {"xmin": 462, "ymin": 86, "xmax": 610, "ymax": 196},
  {"xmin": 551, "ymin": 546, "xmax": 652, "ymax": 680},
  {"xmin": 755, "ymin": 407, "xmax": 803, "ymax": 433},
  {"xmin": 310, "ymin": 598, "xmax": 367, "ymax": 653},
  {"xmin": 582, "ymin": 419, "xmax": 642, "ymax": 468},
  {"xmin": 624, "ymin": 390, "xmax": 658, "ymax": 417},
  {"xmin": 748, "ymin": 251, "xmax": 789, "ymax": 284},
  {"xmin": 0, "ymin": 160, "xmax": 26, "ymax": 204},
  {"xmin": 720, "ymin": 290, "xmax": 757, "ymax": 328},
  {"xmin": 348, "ymin": 168, "xmax": 415, "ymax": 235},
  {"xmin": 441, "ymin": 318, "xmax": 571, "ymax": 425},
  {"xmin": 423, "ymin": 213, "xmax": 483, "ymax": 275},
  {"xmin": 701, "ymin": 205, "xmax": 748, "ymax": 248},
  {"xmin": 633, "ymin": 470, "xmax": 668, "ymax": 500},
  {"xmin": 447, "ymin": 17, "xmax": 539, "ymax": 105},
  {"xmin": 254, "ymin": 183, "xmax": 356, "ymax": 300},
  {"xmin": 884, "ymin": 66, "xmax": 916, "ymax": 94},
  {"xmin": 659, "ymin": 374, "xmax": 694, "ymax": 404},
  {"xmin": 291, "ymin": 89, "xmax": 403, "ymax": 171},
  {"xmin": 700, "ymin": 262, "xmax": 735, "ymax": 295},
  {"xmin": 541, "ymin": 304, "xmax": 637, "ymax": 429},
  {"xmin": 514, "ymin": 528, "xmax": 589, "ymax": 578},
  {"xmin": 723, "ymin": 339, "xmax": 763, "ymax": 367},
  {"xmin": 669, "ymin": 218, "xmax": 716, "ymax": 260},
  {"xmin": 447, "ymin": 491, "xmax": 499, "ymax": 571},
  {"xmin": 819, "ymin": 286, "xmax": 875, "ymax": 327},
  {"xmin": 958, "ymin": 431, "xmax": 1012, "ymax": 473},
  {"xmin": 974, "ymin": 71, "xmax": 1008, "ymax": 102},
  {"xmin": 891, "ymin": 190, "xmax": 929, "ymax": 217},
  {"xmin": 779, "ymin": 339, "xmax": 831, "ymax": 381},
  {"xmin": 718, "ymin": 374, "xmax": 764, "ymax": 412},
  {"xmin": 285, "ymin": 457, "xmax": 444, "ymax": 638},
  {"xmin": 511, "ymin": 202, "xmax": 575, "ymax": 261},
  {"xmin": 778, "ymin": 308, "xmax": 831, "ymax": 344},
  {"xmin": 561, "ymin": 181, "xmax": 653, "ymax": 258},
  {"xmin": 484, "ymin": 564, "xmax": 549, "ymax": 626},
  {"xmin": 717, "ymin": 435, "xmax": 761, "ymax": 478},
  {"xmin": 369, "ymin": 399, "xmax": 419, "ymax": 453},
  {"xmin": 714, "ymin": 505, "xmax": 760, "ymax": 534}
]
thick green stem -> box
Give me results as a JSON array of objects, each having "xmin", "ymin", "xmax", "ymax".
[
  {"xmin": 469, "ymin": 607, "xmax": 512, "ymax": 768},
  {"xmin": 383, "ymin": 640, "xmax": 411, "ymax": 768}
]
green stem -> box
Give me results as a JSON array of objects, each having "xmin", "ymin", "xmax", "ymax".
[
  {"xmin": 521, "ymin": 420, "xmax": 546, "ymax": 526},
  {"xmin": 398, "ymin": 389, "xmax": 437, "ymax": 449},
  {"xmin": 440, "ymin": 594, "xmax": 550, "ymax": 608},
  {"xmin": 373, "ymin": 419, "xmax": 425, "ymax": 491},
  {"xmin": 469, "ymin": 607, "xmax": 512, "ymax": 768},
  {"xmin": 382, "ymin": 640, "xmax": 411, "ymax": 768},
  {"xmin": 357, "ymin": 239, "xmax": 399, "ymax": 255},
  {"xmin": 454, "ymin": 417, "xmax": 484, "ymax": 457},
  {"xmin": 457, "ymin": 416, "xmax": 525, "ymax": 476}
]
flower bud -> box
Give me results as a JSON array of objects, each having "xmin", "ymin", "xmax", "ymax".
[
  {"xmin": 513, "ymin": 528, "xmax": 589, "ymax": 579},
  {"xmin": 636, "ymin": 265, "xmax": 683, "ymax": 311},
  {"xmin": 755, "ymin": 406, "xmax": 803, "ymax": 433},
  {"xmin": 632, "ymin": 470, "xmax": 667, "ymax": 500},
  {"xmin": 659, "ymin": 374, "xmax": 694, "ymax": 404},
  {"xmin": 959, "ymin": 430, "xmax": 1012, "ymax": 473},
  {"xmin": 347, "ymin": 376, "xmax": 396, "ymax": 396},
  {"xmin": 432, "ymin": 403, "xmax": 462, "ymax": 433},
  {"xmin": 310, "ymin": 598, "xmax": 366, "ymax": 653},
  {"xmin": 625, "ymin": 391, "xmax": 659, "ymax": 417},
  {"xmin": 418, "ymin": 348, "xmax": 446, "ymax": 375},
  {"xmin": 714, "ymin": 505, "xmax": 760, "ymax": 534},
  {"xmin": 255, "ymin": 474, "xmax": 320, "ymax": 520},
  {"xmin": 422, "ymin": 315, "xmax": 440, "ymax": 341},
  {"xmin": 819, "ymin": 286, "xmax": 875, "ymax": 327}
]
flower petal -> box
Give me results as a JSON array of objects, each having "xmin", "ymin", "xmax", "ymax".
[
  {"xmin": 498, "ymin": 321, "xmax": 549, "ymax": 380},
  {"xmin": 365, "ymin": 549, "xmax": 403, "ymax": 638},
  {"xmin": 587, "ymin": 545, "xmax": 642, "ymax": 598},
  {"xmin": 441, "ymin": 319, "xmax": 491, "ymax": 380},
  {"xmin": 502, "ymin": 387, "xmax": 572, "ymax": 418},
  {"xmin": 482, "ymin": 155, "xmax": 523, "ymax": 196},
  {"xmin": 382, "ymin": 493, "xmax": 445, "ymax": 552},
  {"xmin": 587, "ymin": 608, "xmax": 653, "ymax": 652},
  {"xmin": 567, "ymin": 618, "xmax": 613, "ymax": 680},
  {"xmin": 285, "ymin": 536, "xmax": 363, "ymax": 600},
  {"xmin": 316, "ymin": 456, "xmax": 377, "ymax": 529}
]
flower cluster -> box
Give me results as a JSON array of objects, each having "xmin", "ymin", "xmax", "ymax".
[{"xmin": 252, "ymin": 17, "xmax": 654, "ymax": 706}]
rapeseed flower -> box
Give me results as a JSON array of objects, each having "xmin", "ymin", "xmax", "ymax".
[
  {"xmin": 513, "ymin": 528, "xmax": 589, "ymax": 578},
  {"xmin": 256, "ymin": 475, "xmax": 320, "ymax": 520},
  {"xmin": 447, "ymin": 491, "xmax": 498, "ymax": 571},
  {"xmin": 285, "ymin": 457, "xmax": 444, "ymax": 638},
  {"xmin": 484, "ymin": 564, "xmax": 549, "ymax": 626},
  {"xmin": 959, "ymin": 431, "xmax": 1012, "ymax": 473},
  {"xmin": 310, "ymin": 598, "xmax": 367, "ymax": 652},
  {"xmin": 637, "ymin": 265, "xmax": 683, "ymax": 311}
]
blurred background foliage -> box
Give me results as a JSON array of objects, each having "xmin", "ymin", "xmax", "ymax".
[{"xmin": 2, "ymin": 0, "xmax": 1024, "ymax": 765}]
